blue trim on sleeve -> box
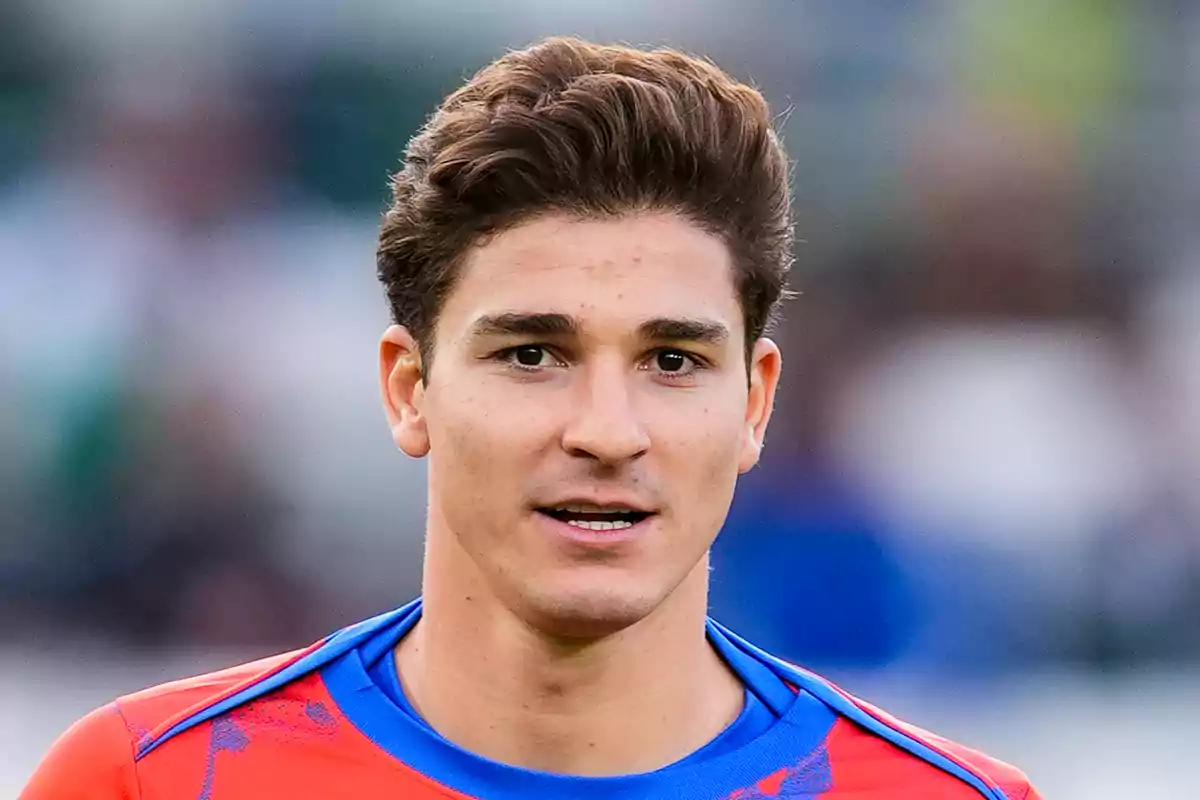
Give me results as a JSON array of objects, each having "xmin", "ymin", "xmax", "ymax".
[
  {"xmin": 135, "ymin": 599, "xmax": 423, "ymax": 759},
  {"xmin": 708, "ymin": 620, "xmax": 1012, "ymax": 800}
]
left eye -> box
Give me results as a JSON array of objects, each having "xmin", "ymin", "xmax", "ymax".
[
  {"xmin": 513, "ymin": 345, "xmax": 549, "ymax": 367},
  {"xmin": 655, "ymin": 351, "xmax": 689, "ymax": 373}
]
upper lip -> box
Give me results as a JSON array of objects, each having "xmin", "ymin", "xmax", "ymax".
[{"xmin": 536, "ymin": 497, "xmax": 658, "ymax": 514}]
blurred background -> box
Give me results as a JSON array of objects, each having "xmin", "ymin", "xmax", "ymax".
[{"xmin": 2, "ymin": 0, "xmax": 1197, "ymax": 795}]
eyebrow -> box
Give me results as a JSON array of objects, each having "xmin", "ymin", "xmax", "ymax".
[
  {"xmin": 466, "ymin": 312, "xmax": 729, "ymax": 346},
  {"xmin": 467, "ymin": 313, "xmax": 579, "ymax": 341},
  {"xmin": 638, "ymin": 317, "xmax": 730, "ymax": 346}
]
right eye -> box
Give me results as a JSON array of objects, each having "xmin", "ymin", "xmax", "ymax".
[{"xmin": 497, "ymin": 345, "xmax": 562, "ymax": 370}]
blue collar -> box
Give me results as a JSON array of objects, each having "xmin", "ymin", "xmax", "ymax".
[{"xmin": 320, "ymin": 599, "xmax": 836, "ymax": 800}]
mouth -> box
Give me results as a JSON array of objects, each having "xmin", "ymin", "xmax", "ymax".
[{"xmin": 535, "ymin": 504, "xmax": 656, "ymax": 532}]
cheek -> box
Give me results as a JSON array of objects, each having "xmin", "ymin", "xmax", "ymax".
[
  {"xmin": 694, "ymin": 423, "xmax": 748, "ymax": 540},
  {"xmin": 699, "ymin": 424, "xmax": 746, "ymax": 503},
  {"xmin": 426, "ymin": 383, "xmax": 554, "ymax": 517},
  {"xmin": 659, "ymin": 400, "xmax": 747, "ymax": 509}
]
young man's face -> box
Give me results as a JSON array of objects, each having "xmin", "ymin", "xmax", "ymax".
[{"xmin": 381, "ymin": 212, "xmax": 780, "ymax": 637}]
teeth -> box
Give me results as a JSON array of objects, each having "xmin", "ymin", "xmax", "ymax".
[
  {"xmin": 566, "ymin": 519, "xmax": 634, "ymax": 531},
  {"xmin": 555, "ymin": 504, "xmax": 638, "ymax": 514}
]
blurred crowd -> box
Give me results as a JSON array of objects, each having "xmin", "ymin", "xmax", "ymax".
[{"xmin": 2, "ymin": 1, "xmax": 1198, "ymax": 675}]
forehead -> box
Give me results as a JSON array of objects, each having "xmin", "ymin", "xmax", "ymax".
[{"xmin": 439, "ymin": 212, "xmax": 743, "ymax": 340}]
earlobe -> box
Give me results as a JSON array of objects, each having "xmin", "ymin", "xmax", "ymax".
[
  {"xmin": 737, "ymin": 337, "xmax": 781, "ymax": 474},
  {"xmin": 379, "ymin": 325, "xmax": 431, "ymax": 458},
  {"xmin": 737, "ymin": 433, "xmax": 763, "ymax": 473}
]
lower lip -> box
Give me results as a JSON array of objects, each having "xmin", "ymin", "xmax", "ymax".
[{"xmin": 534, "ymin": 511, "xmax": 656, "ymax": 548}]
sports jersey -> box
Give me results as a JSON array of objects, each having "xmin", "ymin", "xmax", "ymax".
[{"xmin": 21, "ymin": 598, "xmax": 1040, "ymax": 799}]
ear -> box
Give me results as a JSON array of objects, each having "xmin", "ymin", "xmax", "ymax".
[
  {"xmin": 737, "ymin": 337, "xmax": 782, "ymax": 473},
  {"xmin": 379, "ymin": 325, "xmax": 430, "ymax": 458}
]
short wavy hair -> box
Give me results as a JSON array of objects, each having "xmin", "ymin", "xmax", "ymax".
[{"xmin": 377, "ymin": 36, "xmax": 793, "ymax": 376}]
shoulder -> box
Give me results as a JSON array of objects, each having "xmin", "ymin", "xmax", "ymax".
[
  {"xmin": 711, "ymin": 621, "xmax": 1040, "ymax": 799},
  {"xmin": 710, "ymin": 620, "xmax": 1041, "ymax": 798},
  {"xmin": 20, "ymin": 647, "xmax": 310, "ymax": 800},
  {"xmin": 857, "ymin": 695, "xmax": 1039, "ymax": 799},
  {"xmin": 114, "ymin": 647, "xmax": 312, "ymax": 748},
  {"xmin": 822, "ymin": 688, "xmax": 1042, "ymax": 800},
  {"xmin": 20, "ymin": 703, "xmax": 139, "ymax": 800}
]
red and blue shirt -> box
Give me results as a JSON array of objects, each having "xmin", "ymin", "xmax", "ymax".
[{"xmin": 22, "ymin": 599, "xmax": 1040, "ymax": 799}]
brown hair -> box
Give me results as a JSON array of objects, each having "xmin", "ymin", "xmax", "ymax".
[{"xmin": 377, "ymin": 36, "xmax": 793, "ymax": 377}]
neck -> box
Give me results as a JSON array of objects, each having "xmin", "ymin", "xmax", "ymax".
[{"xmin": 395, "ymin": 535, "xmax": 744, "ymax": 776}]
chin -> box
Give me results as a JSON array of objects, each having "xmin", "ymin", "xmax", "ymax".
[{"xmin": 517, "ymin": 581, "xmax": 664, "ymax": 641}]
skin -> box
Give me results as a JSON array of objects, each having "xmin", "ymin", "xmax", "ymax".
[{"xmin": 379, "ymin": 211, "xmax": 782, "ymax": 776}]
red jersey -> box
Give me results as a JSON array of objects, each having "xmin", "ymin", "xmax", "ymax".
[{"xmin": 21, "ymin": 599, "xmax": 1040, "ymax": 799}]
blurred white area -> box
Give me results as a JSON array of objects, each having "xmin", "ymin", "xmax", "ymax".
[
  {"xmin": 832, "ymin": 323, "xmax": 1151, "ymax": 552},
  {"xmin": 1, "ymin": 646, "xmax": 1193, "ymax": 800},
  {"xmin": 1139, "ymin": 264, "xmax": 1200, "ymax": 516}
]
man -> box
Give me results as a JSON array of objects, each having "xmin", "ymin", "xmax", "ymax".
[{"xmin": 22, "ymin": 37, "xmax": 1040, "ymax": 799}]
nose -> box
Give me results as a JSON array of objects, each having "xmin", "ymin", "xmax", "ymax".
[{"xmin": 560, "ymin": 361, "xmax": 650, "ymax": 465}]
